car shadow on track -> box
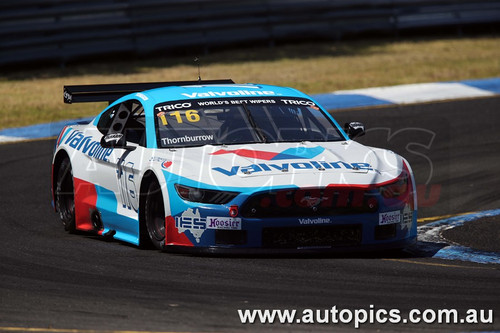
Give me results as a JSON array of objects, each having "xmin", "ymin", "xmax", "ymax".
[
  {"xmin": 79, "ymin": 230, "xmax": 449, "ymax": 260},
  {"xmin": 160, "ymin": 242, "xmax": 449, "ymax": 260}
]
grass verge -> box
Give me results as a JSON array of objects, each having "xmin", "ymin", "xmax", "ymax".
[{"xmin": 1, "ymin": 36, "xmax": 499, "ymax": 130}]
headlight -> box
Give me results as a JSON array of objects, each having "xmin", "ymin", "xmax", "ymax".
[
  {"xmin": 174, "ymin": 184, "xmax": 239, "ymax": 204},
  {"xmin": 378, "ymin": 162, "xmax": 413, "ymax": 207},
  {"xmin": 379, "ymin": 172, "xmax": 408, "ymax": 199}
]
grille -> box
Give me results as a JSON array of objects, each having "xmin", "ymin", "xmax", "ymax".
[
  {"xmin": 215, "ymin": 230, "xmax": 247, "ymax": 245},
  {"xmin": 374, "ymin": 224, "xmax": 396, "ymax": 240},
  {"xmin": 262, "ymin": 224, "xmax": 362, "ymax": 249},
  {"xmin": 241, "ymin": 187, "xmax": 377, "ymax": 218}
]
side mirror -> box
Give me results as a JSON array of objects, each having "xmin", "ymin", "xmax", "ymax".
[
  {"xmin": 344, "ymin": 122, "xmax": 366, "ymax": 140},
  {"xmin": 100, "ymin": 133, "xmax": 136, "ymax": 151}
]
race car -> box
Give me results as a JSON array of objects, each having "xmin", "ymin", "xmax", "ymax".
[{"xmin": 52, "ymin": 79, "xmax": 417, "ymax": 253}]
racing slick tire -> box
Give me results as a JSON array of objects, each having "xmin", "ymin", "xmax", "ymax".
[
  {"xmin": 55, "ymin": 157, "xmax": 76, "ymax": 233},
  {"xmin": 144, "ymin": 181, "xmax": 166, "ymax": 250}
]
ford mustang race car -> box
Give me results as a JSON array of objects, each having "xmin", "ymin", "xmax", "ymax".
[{"xmin": 52, "ymin": 79, "xmax": 417, "ymax": 253}]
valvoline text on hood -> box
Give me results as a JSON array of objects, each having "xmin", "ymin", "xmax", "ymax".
[
  {"xmin": 213, "ymin": 160, "xmax": 373, "ymax": 176},
  {"xmin": 210, "ymin": 146, "xmax": 372, "ymax": 176}
]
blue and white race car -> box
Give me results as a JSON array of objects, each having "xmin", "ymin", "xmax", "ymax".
[{"xmin": 52, "ymin": 79, "xmax": 417, "ymax": 253}]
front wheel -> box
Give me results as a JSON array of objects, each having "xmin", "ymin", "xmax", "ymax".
[
  {"xmin": 55, "ymin": 157, "xmax": 76, "ymax": 233},
  {"xmin": 144, "ymin": 181, "xmax": 166, "ymax": 250}
]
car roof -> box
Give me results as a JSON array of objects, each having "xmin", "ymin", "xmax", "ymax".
[{"xmin": 117, "ymin": 83, "xmax": 312, "ymax": 106}]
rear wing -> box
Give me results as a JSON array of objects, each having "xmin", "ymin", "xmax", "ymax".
[{"xmin": 63, "ymin": 79, "xmax": 235, "ymax": 104}]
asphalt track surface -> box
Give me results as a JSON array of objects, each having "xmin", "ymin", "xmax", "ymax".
[{"xmin": 1, "ymin": 97, "xmax": 499, "ymax": 332}]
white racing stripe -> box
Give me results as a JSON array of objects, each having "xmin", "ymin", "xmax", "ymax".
[
  {"xmin": 0, "ymin": 135, "xmax": 28, "ymax": 143},
  {"xmin": 334, "ymin": 82, "xmax": 495, "ymax": 104}
]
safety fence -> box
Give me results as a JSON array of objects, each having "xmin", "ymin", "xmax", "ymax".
[{"xmin": 1, "ymin": 0, "xmax": 500, "ymax": 67}]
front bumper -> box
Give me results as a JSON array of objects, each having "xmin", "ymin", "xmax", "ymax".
[
  {"xmin": 165, "ymin": 207, "xmax": 418, "ymax": 252},
  {"xmin": 164, "ymin": 236, "xmax": 417, "ymax": 255}
]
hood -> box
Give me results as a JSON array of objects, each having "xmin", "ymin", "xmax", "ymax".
[{"xmin": 156, "ymin": 141, "xmax": 403, "ymax": 190}]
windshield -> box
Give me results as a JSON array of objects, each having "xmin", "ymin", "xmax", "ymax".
[{"xmin": 154, "ymin": 97, "xmax": 344, "ymax": 148}]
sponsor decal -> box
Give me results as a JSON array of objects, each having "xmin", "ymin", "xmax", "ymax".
[
  {"xmin": 211, "ymin": 146, "xmax": 372, "ymax": 175},
  {"xmin": 175, "ymin": 208, "xmax": 241, "ymax": 243},
  {"xmin": 211, "ymin": 146, "xmax": 325, "ymax": 161},
  {"xmin": 63, "ymin": 90, "xmax": 72, "ymax": 103},
  {"xmin": 149, "ymin": 156, "xmax": 169, "ymax": 163},
  {"xmin": 162, "ymin": 134, "xmax": 214, "ymax": 146},
  {"xmin": 64, "ymin": 129, "xmax": 113, "ymax": 162},
  {"xmin": 197, "ymin": 100, "xmax": 230, "ymax": 106},
  {"xmin": 162, "ymin": 161, "xmax": 172, "ymax": 169},
  {"xmin": 298, "ymin": 217, "xmax": 332, "ymax": 225},
  {"xmin": 156, "ymin": 102, "xmax": 192, "ymax": 112},
  {"xmin": 135, "ymin": 92, "xmax": 148, "ymax": 101},
  {"xmin": 148, "ymin": 157, "xmax": 172, "ymax": 169},
  {"xmin": 181, "ymin": 90, "xmax": 276, "ymax": 99},
  {"xmin": 379, "ymin": 211, "xmax": 401, "ymax": 225},
  {"xmin": 206, "ymin": 216, "xmax": 242, "ymax": 230},
  {"xmin": 175, "ymin": 208, "xmax": 206, "ymax": 243},
  {"xmin": 197, "ymin": 99, "xmax": 280, "ymax": 106},
  {"xmin": 103, "ymin": 133, "xmax": 123, "ymax": 143},
  {"xmin": 280, "ymin": 99, "xmax": 317, "ymax": 107},
  {"xmin": 213, "ymin": 161, "xmax": 372, "ymax": 176},
  {"xmin": 155, "ymin": 97, "xmax": 319, "ymax": 113}
]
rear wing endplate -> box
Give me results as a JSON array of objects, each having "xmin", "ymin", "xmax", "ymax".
[{"xmin": 63, "ymin": 79, "xmax": 235, "ymax": 104}]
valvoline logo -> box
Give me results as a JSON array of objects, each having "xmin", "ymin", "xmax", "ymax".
[
  {"xmin": 211, "ymin": 146, "xmax": 325, "ymax": 160},
  {"xmin": 210, "ymin": 146, "xmax": 373, "ymax": 176}
]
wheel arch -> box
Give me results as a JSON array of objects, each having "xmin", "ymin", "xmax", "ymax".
[
  {"xmin": 52, "ymin": 149, "xmax": 71, "ymax": 212},
  {"xmin": 138, "ymin": 169, "xmax": 161, "ymax": 248}
]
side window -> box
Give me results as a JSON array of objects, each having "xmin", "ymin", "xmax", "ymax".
[
  {"xmin": 97, "ymin": 106, "xmax": 118, "ymax": 135},
  {"xmin": 123, "ymin": 101, "xmax": 146, "ymax": 146},
  {"xmin": 97, "ymin": 100, "xmax": 146, "ymax": 147}
]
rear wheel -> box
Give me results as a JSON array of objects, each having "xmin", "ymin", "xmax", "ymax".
[
  {"xmin": 144, "ymin": 181, "xmax": 166, "ymax": 250},
  {"xmin": 55, "ymin": 157, "xmax": 75, "ymax": 233}
]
